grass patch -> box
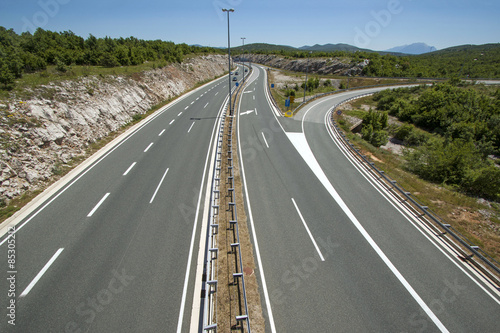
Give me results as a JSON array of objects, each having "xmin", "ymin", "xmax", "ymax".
[{"xmin": 1, "ymin": 62, "xmax": 171, "ymax": 100}]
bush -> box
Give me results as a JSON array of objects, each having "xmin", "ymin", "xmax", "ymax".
[
  {"xmin": 0, "ymin": 63, "xmax": 15, "ymax": 89},
  {"xmin": 132, "ymin": 114, "xmax": 143, "ymax": 122},
  {"xmin": 100, "ymin": 53, "xmax": 120, "ymax": 68},
  {"xmin": 394, "ymin": 123, "xmax": 414, "ymax": 141},
  {"xmin": 55, "ymin": 58, "xmax": 68, "ymax": 72},
  {"xmin": 371, "ymin": 130, "xmax": 389, "ymax": 147},
  {"xmin": 463, "ymin": 166, "xmax": 500, "ymax": 201}
]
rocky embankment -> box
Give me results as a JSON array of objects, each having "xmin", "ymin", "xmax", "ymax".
[
  {"xmin": 0, "ymin": 55, "xmax": 228, "ymax": 202},
  {"xmin": 244, "ymin": 54, "xmax": 369, "ymax": 76}
]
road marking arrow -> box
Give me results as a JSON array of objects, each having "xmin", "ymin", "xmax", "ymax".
[{"xmin": 241, "ymin": 110, "xmax": 255, "ymax": 116}]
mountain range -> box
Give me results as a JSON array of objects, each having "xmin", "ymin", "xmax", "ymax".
[
  {"xmin": 385, "ymin": 43, "xmax": 437, "ymax": 55},
  {"xmin": 231, "ymin": 42, "xmax": 438, "ymax": 55}
]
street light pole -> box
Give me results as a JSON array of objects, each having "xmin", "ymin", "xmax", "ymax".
[
  {"xmin": 222, "ymin": 8, "xmax": 234, "ymax": 116},
  {"xmin": 241, "ymin": 37, "xmax": 246, "ymax": 84}
]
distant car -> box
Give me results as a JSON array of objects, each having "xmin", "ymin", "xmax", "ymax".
[
  {"xmin": 235, "ymin": 72, "xmax": 239, "ymax": 75},
  {"xmin": 245, "ymin": 69, "xmax": 248, "ymax": 72},
  {"xmin": 232, "ymin": 77, "xmax": 237, "ymax": 81}
]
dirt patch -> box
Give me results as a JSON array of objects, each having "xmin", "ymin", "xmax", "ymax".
[
  {"xmin": 381, "ymin": 138, "xmax": 405, "ymax": 156},
  {"xmin": 363, "ymin": 151, "xmax": 384, "ymax": 163}
]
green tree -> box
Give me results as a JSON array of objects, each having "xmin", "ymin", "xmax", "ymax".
[{"xmin": 0, "ymin": 62, "xmax": 15, "ymax": 89}]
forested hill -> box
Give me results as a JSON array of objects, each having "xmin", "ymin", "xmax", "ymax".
[
  {"xmin": 236, "ymin": 43, "xmax": 500, "ymax": 79},
  {"xmin": 0, "ymin": 27, "xmax": 223, "ymax": 90},
  {"xmin": 362, "ymin": 43, "xmax": 500, "ymax": 79}
]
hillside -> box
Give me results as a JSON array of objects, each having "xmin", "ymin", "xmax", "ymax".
[
  {"xmin": 0, "ymin": 27, "xmax": 223, "ymax": 91},
  {"xmin": 0, "ymin": 55, "xmax": 227, "ymax": 206},
  {"xmin": 234, "ymin": 42, "xmax": 500, "ymax": 79},
  {"xmin": 242, "ymin": 54, "xmax": 369, "ymax": 76}
]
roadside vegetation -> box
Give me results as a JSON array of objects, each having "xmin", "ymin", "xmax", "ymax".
[
  {"xmin": 236, "ymin": 43, "xmax": 500, "ymax": 79},
  {"xmin": 373, "ymin": 80, "xmax": 500, "ymax": 201},
  {"xmin": 267, "ymin": 69, "xmax": 420, "ymax": 113},
  {"xmin": 0, "ymin": 26, "xmax": 224, "ymax": 94},
  {"xmin": 334, "ymin": 81, "xmax": 500, "ymax": 260}
]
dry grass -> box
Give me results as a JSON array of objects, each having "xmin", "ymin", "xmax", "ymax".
[{"xmin": 333, "ymin": 97, "xmax": 500, "ymax": 262}]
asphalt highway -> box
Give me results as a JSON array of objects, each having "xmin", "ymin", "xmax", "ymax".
[
  {"xmin": 237, "ymin": 65, "xmax": 500, "ymax": 332},
  {"xmin": 1, "ymin": 63, "xmax": 498, "ymax": 332},
  {"xmin": 0, "ymin": 67, "xmax": 244, "ymax": 332}
]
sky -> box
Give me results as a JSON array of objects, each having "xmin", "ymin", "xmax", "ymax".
[{"xmin": 0, "ymin": 0, "xmax": 499, "ymax": 51}]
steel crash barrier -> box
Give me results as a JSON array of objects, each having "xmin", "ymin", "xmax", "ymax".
[
  {"xmin": 203, "ymin": 65, "xmax": 252, "ymax": 332},
  {"xmin": 327, "ymin": 95, "xmax": 500, "ymax": 291}
]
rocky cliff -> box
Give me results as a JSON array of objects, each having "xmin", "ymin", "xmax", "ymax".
[
  {"xmin": 244, "ymin": 54, "xmax": 369, "ymax": 76},
  {"xmin": 0, "ymin": 55, "xmax": 228, "ymax": 202}
]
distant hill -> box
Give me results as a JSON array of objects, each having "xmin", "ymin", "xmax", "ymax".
[
  {"xmin": 232, "ymin": 43, "xmax": 296, "ymax": 53},
  {"xmin": 233, "ymin": 42, "xmax": 405, "ymax": 55},
  {"xmin": 299, "ymin": 43, "xmax": 373, "ymax": 53},
  {"xmin": 385, "ymin": 43, "xmax": 437, "ymax": 55},
  {"xmin": 429, "ymin": 43, "xmax": 500, "ymax": 55}
]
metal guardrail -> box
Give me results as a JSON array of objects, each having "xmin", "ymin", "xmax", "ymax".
[
  {"xmin": 203, "ymin": 68, "xmax": 252, "ymax": 331},
  {"xmin": 227, "ymin": 110, "xmax": 251, "ymax": 332},
  {"xmin": 203, "ymin": 96, "xmax": 228, "ymax": 331},
  {"xmin": 327, "ymin": 95, "xmax": 500, "ymax": 290},
  {"xmin": 291, "ymin": 82, "xmax": 429, "ymax": 114}
]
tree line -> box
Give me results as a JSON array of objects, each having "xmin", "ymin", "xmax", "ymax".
[
  {"xmin": 372, "ymin": 81, "xmax": 500, "ymax": 201},
  {"xmin": 0, "ymin": 27, "xmax": 223, "ymax": 89},
  {"xmin": 239, "ymin": 44, "xmax": 500, "ymax": 80}
]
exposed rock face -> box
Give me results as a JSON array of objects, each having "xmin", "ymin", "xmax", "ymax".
[
  {"xmin": 244, "ymin": 54, "xmax": 369, "ymax": 76},
  {"xmin": 0, "ymin": 55, "xmax": 228, "ymax": 202}
]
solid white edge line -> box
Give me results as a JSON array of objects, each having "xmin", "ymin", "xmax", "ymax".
[
  {"xmin": 182, "ymin": 94, "xmax": 230, "ymax": 333},
  {"xmin": 188, "ymin": 122, "xmax": 195, "ymax": 133},
  {"xmin": 149, "ymin": 168, "xmax": 169, "ymax": 204},
  {"xmin": 87, "ymin": 193, "xmax": 110, "ymax": 217},
  {"xmin": 20, "ymin": 248, "xmax": 64, "ymax": 297},
  {"xmin": 297, "ymin": 105, "xmax": 449, "ymax": 333},
  {"xmin": 123, "ymin": 162, "xmax": 137, "ymax": 176},
  {"xmin": 237, "ymin": 66, "xmax": 277, "ymax": 333},
  {"xmin": 144, "ymin": 142, "xmax": 154, "ymax": 152},
  {"xmin": 159, "ymin": 129, "xmax": 166, "ymax": 136},
  {"xmin": 261, "ymin": 132, "xmax": 270, "ymax": 148},
  {"xmin": 291, "ymin": 198, "xmax": 325, "ymax": 261},
  {"xmin": 323, "ymin": 111, "xmax": 500, "ymax": 305},
  {"xmin": 0, "ymin": 75, "xmax": 225, "ymax": 246}
]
